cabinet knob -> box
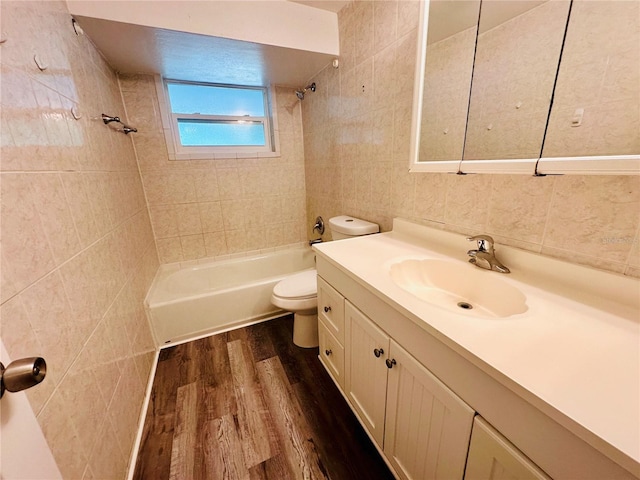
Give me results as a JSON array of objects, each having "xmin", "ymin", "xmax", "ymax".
[
  {"xmin": 373, "ymin": 348, "xmax": 384, "ymax": 358},
  {"xmin": 325, "ymin": 349, "xmax": 332, "ymax": 356},
  {"xmin": 385, "ymin": 358, "xmax": 397, "ymax": 369},
  {"xmin": 324, "ymin": 306, "xmax": 331, "ymax": 313}
]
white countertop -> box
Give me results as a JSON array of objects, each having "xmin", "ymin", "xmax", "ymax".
[{"xmin": 314, "ymin": 219, "xmax": 640, "ymax": 475}]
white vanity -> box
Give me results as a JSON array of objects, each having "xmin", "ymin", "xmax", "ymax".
[{"xmin": 313, "ymin": 219, "xmax": 640, "ymax": 480}]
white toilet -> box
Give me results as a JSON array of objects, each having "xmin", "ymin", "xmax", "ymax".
[{"xmin": 271, "ymin": 215, "xmax": 379, "ymax": 347}]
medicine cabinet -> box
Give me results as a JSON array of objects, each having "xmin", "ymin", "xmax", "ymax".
[{"xmin": 410, "ymin": 0, "xmax": 640, "ymax": 175}]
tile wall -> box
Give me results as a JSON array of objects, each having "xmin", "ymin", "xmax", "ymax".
[
  {"xmin": 1, "ymin": 1, "xmax": 158, "ymax": 478},
  {"xmin": 120, "ymin": 77, "xmax": 308, "ymax": 264},
  {"xmin": 303, "ymin": 0, "xmax": 640, "ymax": 277}
]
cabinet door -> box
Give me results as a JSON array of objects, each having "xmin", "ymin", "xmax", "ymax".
[
  {"xmin": 384, "ymin": 340, "xmax": 475, "ymax": 480},
  {"xmin": 344, "ymin": 301, "xmax": 390, "ymax": 446},
  {"xmin": 465, "ymin": 417, "xmax": 551, "ymax": 480}
]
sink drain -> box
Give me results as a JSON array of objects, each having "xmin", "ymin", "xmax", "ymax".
[{"xmin": 457, "ymin": 302, "xmax": 473, "ymax": 310}]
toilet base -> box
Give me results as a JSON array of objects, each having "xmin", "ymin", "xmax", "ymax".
[{"xmin": 293, "ymin": 312, "xmax": 319, "ymax": 348}]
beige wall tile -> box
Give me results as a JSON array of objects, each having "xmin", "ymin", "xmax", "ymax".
[
  {"xmin": 122, "ymin": 80, "xmax": 309, "ymax": 262},
  {"xmin": 175, "ymin": 203, "xmax": 203, "ymax": 236},
  {"xmin": 544, "ymin": 175, "xmax": 640, "ymax": 263},
  {"xmin": 0, "ymin": 2, "xmax": 157, "ymax": 477},
  {"xmin": 148, "ymin": 204, "xmax": 179, "ymax": 239},
  {"xmin": 204, "ymin": 231, "xmax": 228, "ymax": 257},
  {"xmin": 156, "ymin": 237, "xmax": 183, "ymax": 264},
  {"xmin": 38, "ymin": 392, "xmax": 88, "ymax": 479},
  {"xmin": 373, "ymin": 1, "xmax": 398, "ymax": 53},
  {"xmin": 199, "ymin": 201, "xmax": 225, "ymax": 233},
  {"xmin": 30, "ymin": 173, "xmax": 81, "ymax": 265},
  {"xmin": 1, "ymin": 173, "xmax": 56, "ymax": 293},
  {"xmin": 354, "ymin": 1, "xmax": 374, "ymax": 65},
  {"xmin": 180, "ymin": 234, "xmax": 206, "ymax": 259},
  {"xmin": 444, "ymin": 174, "xmax": 492, "ymax": 230},
  {"xmin": 486, "ymin": 175, "xmax": 555, "ymax": 244}
]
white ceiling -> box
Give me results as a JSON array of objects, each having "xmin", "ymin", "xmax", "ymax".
[
  {"xmin": 290, "ymin": 1, "xmax": 349, "ymax": 13},
  {"xmin": 71, "ymin": 0, "xmax": 344, "ymax": 88},
  {"xmin": 75, "ymin": 16, "xmax": 335, "ymax": 87}
]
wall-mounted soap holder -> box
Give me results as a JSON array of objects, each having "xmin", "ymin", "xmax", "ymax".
[{"xmin": 0, "ymin": 357, "xmax": 46, "ymax": 398}]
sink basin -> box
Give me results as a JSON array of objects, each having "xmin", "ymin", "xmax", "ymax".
[{"xmin": 389, "ymin": 258, "xmax": 528, "ymax": 318}]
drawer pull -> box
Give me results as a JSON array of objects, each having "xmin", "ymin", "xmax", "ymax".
[
  {"xmin": 323, "ymin": 306, "xmax": 331, "ymax": 313},
  {"xmin": 386, "ymin": 358, "xmax": 397, "ymax": 369},
  {"xmin": 325, "ymin": 349, "xmax": 332, "ymax": 356},
  {"xmin": 373, "ymin": 348, "xmax": 384, "ymax": 358}
]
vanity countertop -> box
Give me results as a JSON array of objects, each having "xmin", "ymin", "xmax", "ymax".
[{"xmin": 314, "ymin": 219, "xmax": 640, "ymax": 476}]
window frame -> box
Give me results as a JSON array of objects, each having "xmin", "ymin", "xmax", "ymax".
[{"xmin": 156, "ymin": 76, "xmax": 280, "ymax": 160}]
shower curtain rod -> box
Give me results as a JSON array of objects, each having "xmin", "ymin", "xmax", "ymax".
[{"xmin": 101, "ymin": 113, "xmax": 137, "ymax": 134}]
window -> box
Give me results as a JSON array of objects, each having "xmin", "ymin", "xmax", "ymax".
[{"xmin": 159, "ymin": 79, "xmax": 278, "ymax": 159}]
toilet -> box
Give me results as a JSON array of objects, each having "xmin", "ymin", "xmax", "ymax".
[{"xmin": 271, "ymin": 215, "xmax": 379, "ymax": 347}]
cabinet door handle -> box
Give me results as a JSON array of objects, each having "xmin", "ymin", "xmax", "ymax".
[
  {"xmin": 325, "ymin": 349, "xmax": 332, "ymax": 356},
  {"xmin": 373, "ymin": 348, "xmax": 384, "ymax": 358},
  {"xmin": 385, "ymin": 358, "xmax": 397, "ymax": 369},
  {"xmin": 324, "ymin": 306, "xmax": 331, "ymax": 313}
]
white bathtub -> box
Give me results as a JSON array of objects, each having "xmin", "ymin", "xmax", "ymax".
[{"xmin": 145, "ymin": 246, "xmax": 316, "ymax": 347}]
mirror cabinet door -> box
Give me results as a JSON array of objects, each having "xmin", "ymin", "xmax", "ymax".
[
  {"xmin": 419, "ymin": 0, "xmax": 480, "ymax": 163},
  {"xmin": 541, "ymin": 0, "xmax": 640, "ymax": 160},
  {"xmin": 462, "ymin": 0, "xmax": 571, "ymax": 163},
  {"xmin": 411, "ymin": 0, "xmax": 640, "ymax": 174}
]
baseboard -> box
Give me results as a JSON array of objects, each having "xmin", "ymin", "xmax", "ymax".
[{"xmin": 126, "ymin": 349, "xmax": 160, "ymax": 480}]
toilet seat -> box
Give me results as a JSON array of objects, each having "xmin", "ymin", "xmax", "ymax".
[
  {"xmin": 273, "ymin": 269, "xmax": 317, "ymax": 299},
  {"xmin": 271, "ymin": 269, "xmax": 318, "ymax": 312}
]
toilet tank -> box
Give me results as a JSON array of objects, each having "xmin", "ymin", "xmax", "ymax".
[{"xmin": 329, "ymin": 215, "xmax": 379, "ymax": 240}]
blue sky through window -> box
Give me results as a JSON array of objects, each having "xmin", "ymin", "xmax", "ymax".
[
  {"xmin": 167, "ymin": 83, "xmax": 265, "ymax": 116},
  {"xmin": 177, "ymin": 120, "xmax": 266, "ymax": 146}
]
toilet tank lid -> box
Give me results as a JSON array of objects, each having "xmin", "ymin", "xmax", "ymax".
[
  {"xmin": 273, "ymin": 269, "xmax": 317, "ymax": 298},
  {"xmin": 329, "ymin": 215, "xmax": 380, "ymax": 236}
]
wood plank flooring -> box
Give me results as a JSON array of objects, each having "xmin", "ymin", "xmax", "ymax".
[{"xmin": 134, "ymin": 315, "xmax": 395, "ymax": 480}]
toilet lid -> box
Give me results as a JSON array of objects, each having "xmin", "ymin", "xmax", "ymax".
[{"xmin": 274, "ymin": 269, "xmax": 317, "ymax": 299}]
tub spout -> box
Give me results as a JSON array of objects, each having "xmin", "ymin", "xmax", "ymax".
[{"xmin": 309, "ymin": 238, "xmax": 323, "ymax": 246}]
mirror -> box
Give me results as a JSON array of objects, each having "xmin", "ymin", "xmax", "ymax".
[
  {"xmin": 539, "ymin": 0, "xmax": 640, "ymax": 171},
  {"xmin": 419, "ymin": 0, "xmax": 480, "ymax": 163},
  {"xmin": 463, "ymin": 0, "xmax": 570, "ymax": 163},
  {"xmin": 410, "ymin": 0, "xmax": 640, "ymax": 175}
]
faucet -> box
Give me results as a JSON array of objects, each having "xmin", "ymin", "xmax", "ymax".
[
  {"xmin": 466, "ymin": 235, "xmax": 510, "ymax": 273},
  {"xmin": 313, "ymin": 216, "xmax": 325, "ymax": 235}
]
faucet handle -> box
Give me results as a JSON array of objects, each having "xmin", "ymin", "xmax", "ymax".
[{"xmin": 466, "ymin": 234, "xmax": 494, "ymax": 253}]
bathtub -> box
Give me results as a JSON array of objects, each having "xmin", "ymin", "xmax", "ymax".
[{"xmin": 145, "ymin": 246, "xmax": 316, "ymax": 347}]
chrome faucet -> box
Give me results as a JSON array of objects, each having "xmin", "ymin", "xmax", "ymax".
[{"xmin": 467, "ymin": 235, "xmax": 510, "ymax": 273}]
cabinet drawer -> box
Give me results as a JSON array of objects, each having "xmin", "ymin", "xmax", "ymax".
[
  {"xmin": 318, "ymin": 319, "xmax": 345, "ymax": 389},
  {"xmin": 317, "ymin": 276, "xmax": 345, "ymax": 343}
]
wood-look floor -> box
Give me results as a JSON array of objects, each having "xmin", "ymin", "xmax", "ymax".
[{"xmin": 134, "ymin": 315, "xmax": 395, "ymax": 480}]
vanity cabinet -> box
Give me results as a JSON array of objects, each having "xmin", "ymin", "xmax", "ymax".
[
  {"xmin": 343, "ymin": 300, "xmax": 475, "ymax": 480},
  {"xmin": 465, "ymin": 417, "xmax": 551, "ymax": 480},
  {"xmin": 315, "ymin": 223, "xmax": 640, "ymax": 480}
]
